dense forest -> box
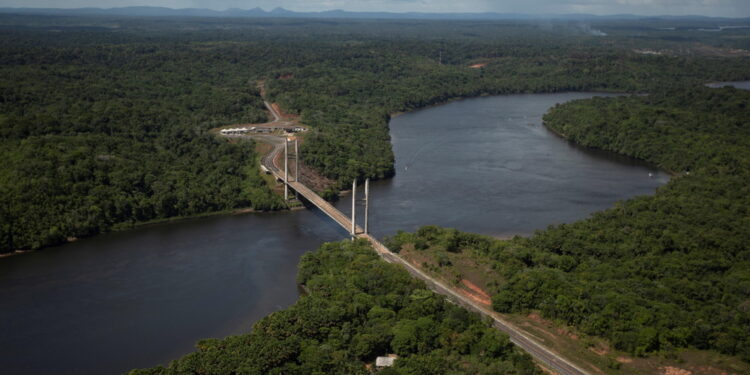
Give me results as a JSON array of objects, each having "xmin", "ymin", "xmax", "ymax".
[
  {"xmin": 2, "ymin": 13, "xmax": 750, "ymax": 375},
  {"xmin": 2, "ymin": 15, "xmax": 750, "ymax": 253},
  {"xmin": 386, "ymin": 87, "xmax": 750, "ymax": 362},
  {"xmin": 129, "ymin": 239, "xmax": 541, "ymax": 375},
  {"xmin": 0, "ymin": 26, "xmax": 290, "ymax": 252}
]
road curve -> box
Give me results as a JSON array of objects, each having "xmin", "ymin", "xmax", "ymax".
[
  {"xmin": 231, "ymin": 97, "xmax": 292, "ymax": 174},
  {"xmin": 256, "ymin": 134, "xmax": 285, "ymax": 174},
  {"xmin": 265, "ymin": 100, "xmax": 282, "ymax": 123}
]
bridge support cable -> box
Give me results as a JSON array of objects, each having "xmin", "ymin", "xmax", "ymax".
[
  {"xmin": 364, "ymin": 178, "xmax": 369, "ymax": 234},
  {"xmin": 284, "ymin": 139, "xmax": 289, "ymax": 201},
  {"xmin": 294, "ymin": 139, "xmax": 299, "ymax": 200},
  {"xmin": 351, "ymin": 180, "xmax": 357, "ymax": 238}
]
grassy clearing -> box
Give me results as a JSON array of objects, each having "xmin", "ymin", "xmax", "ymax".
[{"xmin": 396, "ymin": 241, "xmax": 750, "ymax": 375}]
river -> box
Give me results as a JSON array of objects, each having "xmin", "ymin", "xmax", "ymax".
[
  {"xmin": 706, "ymin": 80, "xmax": 750, "ymax": 90},
  {"xmin": 0, "ymin": 92, "xmax": 669, "ymax": 375}
]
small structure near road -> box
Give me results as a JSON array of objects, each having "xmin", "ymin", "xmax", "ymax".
[
  {"xmin": 272, "ymin": 125, "xmax": 305, "ymax": 133},
  {"xmin": 375, "ymin": 355, "xmax": 397, "ymax": 368},
  {"xmin": 220, "ymin": 127, "xmax": 254, "ymax": 135},
  {"xmin": 220, "ymin": 125, "xmax": 306, "ymax": 135}
]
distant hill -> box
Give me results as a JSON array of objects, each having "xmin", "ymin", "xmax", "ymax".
[{"xmin": 0, "ymin": 6, "xmax": 748, "ymax": 21}]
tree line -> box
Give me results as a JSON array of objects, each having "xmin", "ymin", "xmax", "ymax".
[{"xmin": 0, "ymin": 31, "xmax": 287, "ymax": 252}]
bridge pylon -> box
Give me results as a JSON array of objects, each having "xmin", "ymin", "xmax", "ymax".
[
  {"xmin": 351, "ymin": 178, "xmax": 370, "ymax": 238},
  {"xmin": 283, "ymin": 138, "xmax": 301, "ymax": 202}
]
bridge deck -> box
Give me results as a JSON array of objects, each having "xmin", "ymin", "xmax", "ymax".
[{"xmin": 266, "ymin": 150, "xmax": 590, "ymax": 375}]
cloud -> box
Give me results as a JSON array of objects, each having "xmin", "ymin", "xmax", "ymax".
[{"xmin": 1, "ymin": 0, "xmax": 748, "ymax": 17}]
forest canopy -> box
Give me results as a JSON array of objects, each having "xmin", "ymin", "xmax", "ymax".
[{"xmin": 2, "ymin": 13, "xmax": 750, "ymax": 374}]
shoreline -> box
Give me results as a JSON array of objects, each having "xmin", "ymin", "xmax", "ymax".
[
  {"xmin": 0, "ymin": 205, "xmax": 301, "ymax": 260},
  {"xmin": 387, "ymin": 88, "xmax": 628, "ymax": 120},
  {"xmin": 0, "ymin": 249, "xmax": 33, "ymax": 258},
  {"xmin": 541, "ymin": 118, "xmax": 678, "ymax": 177},
  {"xmin": 4, "ymin": 89, "xmax": 657, "ymax": 260}
]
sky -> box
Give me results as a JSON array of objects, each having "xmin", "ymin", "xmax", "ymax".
[{"xmin": 1, "ymin": 0, "xmax": 749, "ymax": 18}]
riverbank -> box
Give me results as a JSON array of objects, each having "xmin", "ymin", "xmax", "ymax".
[
  {"xmin": 0, "ymin": 205, "xmax": 303, "ymax": 259},
  {"xmin": 387, "ymin": 88, "xmax": 631, "ymax": 120},
  {"xmin": 542, "ymin": 117, "xmax": 679, "ymax": 178},
  {"xmin": 0, "ymin": 249, "xmax": 33, "ymax": 258}
]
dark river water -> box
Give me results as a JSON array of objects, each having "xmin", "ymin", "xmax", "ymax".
[
  {"xmin": 0, "ymin": 92, "xmax": 669, "ymax": 375},
  {"xmin": 707, "ymin": 80, "xmax": 750, "ymax": 90}
]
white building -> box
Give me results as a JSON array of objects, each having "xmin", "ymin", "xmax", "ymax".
[{"xmin": 375, "ymin": 356, "xmax": 395, "ymax": 368}]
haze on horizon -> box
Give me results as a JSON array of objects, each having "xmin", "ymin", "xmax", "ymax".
[{"xmin": 1, "ymin": 0, "xmax": 749, "ymax": 18}]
